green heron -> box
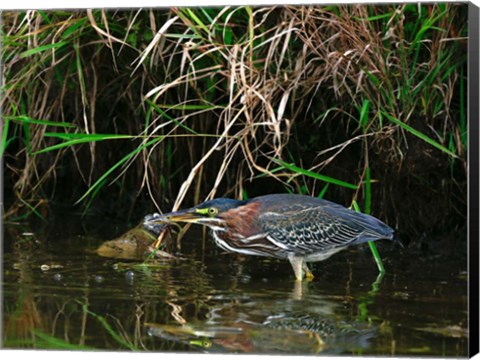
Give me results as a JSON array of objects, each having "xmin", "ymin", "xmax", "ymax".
[{"xmin": 143, "ymin": 194, "xmax": 394, "ymax": 281}]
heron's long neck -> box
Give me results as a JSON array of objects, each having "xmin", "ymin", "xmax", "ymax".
[{"xmin": 209, "ymin": 228, "xmax": 280, "ymax": 258}]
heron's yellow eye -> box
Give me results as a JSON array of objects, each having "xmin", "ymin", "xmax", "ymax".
[
  {"xmin": 189, "ymin": 338, "xmax": 212, "ymax": 348},
  {"xmin": 202, "ymin": 339, "xmax": 212, "ymax": 348},
  {"xmin": 208, "ymin": 207, "xmax": 218, "ymax": 216}
]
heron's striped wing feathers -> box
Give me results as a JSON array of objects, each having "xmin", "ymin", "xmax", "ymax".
[{"xmin": 258, "ymin": 203, "xmax": 393, "ymax": 256}]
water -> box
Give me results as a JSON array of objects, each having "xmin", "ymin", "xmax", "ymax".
[{"xmin": 2, "ymin": 214, "xmax": 468, "ymax": 355}]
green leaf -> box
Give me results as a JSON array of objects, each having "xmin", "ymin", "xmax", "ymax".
[
  {"xmin": 4, "ymin": 115, "xmax": 75, "ymax": 128},
  {"xmin": 359, "ymin": 99, "xmax": 370, "ymax": 131},
  {"xmin": 61, "ymin": 18, "xmax": 89, "ymax": 39},
  {"xmin": 223, "ymin": 26, "xmax": 233, "ymax": 45},
  {"xmin": 83, "ymin": 306, "xmax": 138, "ymax": 350},
  {"xmin": 353, "ymin": 12, "xmax": 394, "ymax": 21},
  {"xmin": 271, "ymin": 158, "xmax": 358, "ymax": 190},
  {"xmin": 352, "ymin": 200, "xmax": 385, "ymax": 274},
  {"xmin": 37, "ymin": 10, "xmax": 52, "ymax": 25},
  {"xmin": 44, "ymin": 132, "xmax": 133, "ymax": 140},
  {"xmin": 200, "ymin": 8, "xmax": 214, "ymax": 24},
  {"xmin": 35, "ymin": 133, "xmax": 134, "ymax": 154},
  {"xmin": 185, "ymin": 8, "xmax": 209, "ymax": 34},
  {"xmin": 411, "ymin": 10, "xmax": 447, "ymax": 47},
  {"xmin": 152, "ymin": 103, "xmax": 224, "ymax": 111},
  {"xmin": 368, "ymin": 241, "xmax": 385, "ymax": 273},
  {"xmin": 318, "ymin": 183, "xmax": 329, "ymax": 199},
  {"xmin": 1, "ymin": 118, "xmax": 10, "ymax": 158},
  {"xmin": 33, "ymin": 331, "xmax": 95, "ymax": 350},
  {"xmin": 364, "ymin": 69, "xmax": 380, "ymax": 87},
  {"xmin": 18, "ymin": 198, "xmax": 47, "ymax": 223},
  {"xmin": 146, "ymin": 99, "xmax": 199, "ymax": 135},
  {"xmin": 76, "ymin": 137, "xmax": 163, "ymax": 204},
  {"xmin": 382, "ymin": 112, "xmax": 457, "ymax": 158},
  {"xmin": 20, "ymin": 41, "xmax": 67, "ymax": 58}
]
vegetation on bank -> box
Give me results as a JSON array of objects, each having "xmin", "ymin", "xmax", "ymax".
[{"xmin": 1, "ymin": 4, "xmax": 468, "ymax": 241}]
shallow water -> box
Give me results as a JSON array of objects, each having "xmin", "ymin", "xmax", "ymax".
[{"xmin": 2, "ymin": 214, "xmax": 468, "ymax": 355}]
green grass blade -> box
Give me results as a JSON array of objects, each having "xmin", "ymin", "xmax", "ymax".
[
  {"xmin": 318, "ymin": 183, "xmax": 329, "ymax": 199},
  {"xmin": 61, "ymin": 18, "xmax": 89, "ymax": 39},
  {"xmin": 18, "ymin": 198, "xmax": 47, "ymax": 223},
  {"xmin": 37, "ymin": 10, "xmax": 52, "ymax": 25},
  {"xmin": 1, "ymin": 118, "xmax": 10, "ymax": 158},
  {"xmin": 359, "ymin": 99, "xmax": 370, "ymax": 131},
  {"xmin": 76, "ymin": 137, "xmax": 163, "ymax": 204},
  {"xmin": 20, "ymin": 41, "xmax": 67, "ymax": 58},
  {"xmin": 252, "ymin": 165, "xmax": 285, "ymax": 179},
  {"xmin": 146, "ymin": 99, "xmax": 199, "ymax": 135},
  {"xmin": 272, "ymin": 158, "xmax": 357, "ymax": 190},
  {"xmin": 368, "ymin": 241, "xmax": 385, "ymax": 274},
  {"xmin": 382, "ymin": 112, "xmax": 457, "ymax": 158},
  {"xmin": 352, "ymin": 200, "xmax": 385, "ymax": 274},
  {"xmin": 35, "ymin": 138, "xmax": 93, "ymax": 153},
  {"xmin": 82, "ymin": 177, "xmax": 108, "ymax": 215},
  {"xmin": 353, "ymin": 11, "xmax": 394, "ymax": 21},
  {"xmin": 411, "ymin": 9, "xmax": 447, "ymax": 48},
  {"xmin": 200, "ymin": 8, "xmax": 214, "ymax": 24},
  {"xmin": 4, "ymin": 115, "xmax": 75, "ymax": 128},
  {"xmin": 184, "ymin": 8, "xmax": 209, "ymax": 34},
  {"xmin": 34, "ymin": 134, "xmax": 135, "ymax": 154},
  {"xmin": 83, "ymin": 306, "xmax": 138, "ymax": 350},
  {"xmin": 33, "ymin": 330, "xmax": 95, "ymax": 350},
  {"xmin": 151, "ymin": 103, "xmax": 224, "ymax": 111},
  {"xmin": 351, "ymin": 200, "xmax": 361, "ymax": 212},
  {"xmin": 44, "ymin": 132, "xmax": 133, "ymax": 140}
]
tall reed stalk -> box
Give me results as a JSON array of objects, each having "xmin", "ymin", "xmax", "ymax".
[{"xmin": 1, "ymin": 5, "xmax": 467, "ymax": 238}]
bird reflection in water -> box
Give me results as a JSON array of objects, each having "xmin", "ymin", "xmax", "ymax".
[{"xmin": 145, "ymin": 312, "xmax": 376, "ymax": 354}]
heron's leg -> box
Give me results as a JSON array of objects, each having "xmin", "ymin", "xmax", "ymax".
[
  {"xmin": 288, "ymin": 256, "xmax": 304, "ymax": 281},
  {"xmin": 302, "ymin": 262, "xmax": 314, "ymax": 280}
]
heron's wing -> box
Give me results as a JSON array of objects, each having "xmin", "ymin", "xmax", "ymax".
[{"xmin": 258, "ymin": 204, "xmax": 391, "ymax": 255}]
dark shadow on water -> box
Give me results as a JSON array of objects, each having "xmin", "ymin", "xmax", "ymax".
[{"xmin": 2, "ymin": 214, "xmax": 468, "ymax": 355}]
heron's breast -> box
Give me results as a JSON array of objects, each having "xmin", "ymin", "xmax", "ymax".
[{"xmin": 221, "ymin": 201, "xmax": 262, "ymax": 239}]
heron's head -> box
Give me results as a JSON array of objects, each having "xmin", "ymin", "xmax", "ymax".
[{"xmin": 143, "ymin": 198, "xmax": 247, "ymax": 232}]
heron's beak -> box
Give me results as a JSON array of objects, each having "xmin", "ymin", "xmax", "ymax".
[{"xmin": 144, "ymin": 208, "xmax": 203, "ymax": 226}]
